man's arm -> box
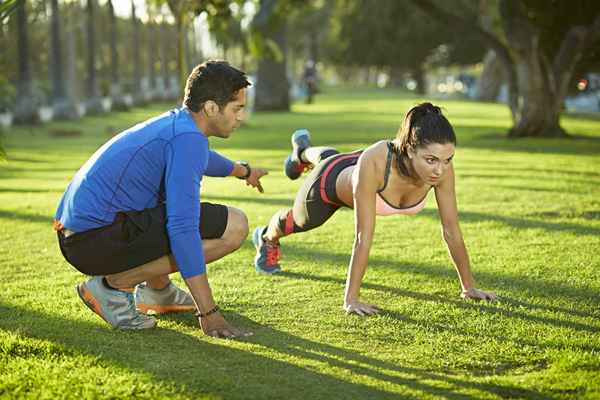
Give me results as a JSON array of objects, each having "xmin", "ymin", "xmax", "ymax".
[
  {"xmin": 206, "ymin": 150, "xmax": 268, "ymax": 192},
  {"xmin": 165, "ymin": 136, "xmax": 249, "ymax": 337}
]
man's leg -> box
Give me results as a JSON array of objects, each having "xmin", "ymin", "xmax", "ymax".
[
  {"xmin": 107, "ymin": 206, "xmax": 248, "ymax": 289},
  {"xmin": 76, "ymin": 206, "xmax": 248, "ymax": 327}
]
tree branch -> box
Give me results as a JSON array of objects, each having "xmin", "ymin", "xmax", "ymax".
[
  {"xmin": 408, "ymin": 0, "xmax": 519, "ymax": 121},
  {"xmin": 553, "ymin": 14, "xmax": 600, "ymax": 106}
]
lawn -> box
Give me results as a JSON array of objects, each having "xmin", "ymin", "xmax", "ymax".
[{"xmin": 1, "ymin": 87, "xmax": 599, "ymax": 399}]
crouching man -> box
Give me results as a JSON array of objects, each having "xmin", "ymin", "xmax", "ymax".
[{"xmin": 54, "ymin": 61, "xmax": 266, "ymax": 338}]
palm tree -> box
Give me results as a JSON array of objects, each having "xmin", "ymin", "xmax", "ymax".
[
  {"xmin": 14, "ymin": 0, "xmax": 39, "ymax": 123},
  {"xmin": 107, "ymin": 0, "xmax": 128, "ymax": 110},
  {"xmin": 85, "ymin": 0, "xmax": 104, "ymax": 114},
  {"xmin": 49, "ymin": 0, "xmax": 77, "ymax": 119},
  {"xmin": 131, "ymin": 0, "xmax": 143, "ymax": 104}
]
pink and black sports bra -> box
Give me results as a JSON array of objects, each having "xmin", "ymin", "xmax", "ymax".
[{"xmin": 375, "ymin": 142, "xmax": 427, "ymax": 216}]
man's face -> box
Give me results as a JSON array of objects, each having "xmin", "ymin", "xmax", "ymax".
[{"xmin": 211, "ymin": 89, "xmax": 247, "ymax": 138}]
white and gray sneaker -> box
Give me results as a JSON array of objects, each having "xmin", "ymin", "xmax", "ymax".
[
  {"xmin": 135, "ymin": 282, "xmax": 195, "ymax": 315},
  {"xmin": 76, "ymin": 276, "xmax": 157, "ymax": 330}
]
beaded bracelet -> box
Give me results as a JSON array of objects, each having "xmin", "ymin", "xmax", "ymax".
[{"xmin": 195, "ymin": 305, "xmax": 220, "ymax": 318}]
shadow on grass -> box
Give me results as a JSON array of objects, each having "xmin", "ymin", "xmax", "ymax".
[
  {"xmin": 457, "ymin": 172, "xmax": 597, "ymax": 186},
  {"xmin": 418, "ymin": 209, "xmax": 600, "ymax": 237},
  {"xmin": 0, "ymin": 209, "xmax": 53, "ymax": 224},
  {"xmin": 0, "ymin": 302, "xmax": 397, "ymax": 400},
  {"xmin": 279, "ymin": 243, "xmax": 600, "ymax": 330},
  {"xmin": 0, "ymin": 302, "xmax": 550, "ymax": 399},
  {"xmin": 0, "ymin": 187, "xmax": 64, "ymax": 194},
  {"xmin": 492, "ymin": 184, "xmax": 565, "ymax": 194},
  {"xmin": 459, "ymin": 161, "xmax": 600, "ymax": 180},
  {"xmin": 202, "ymin": 194, "xmax": 292, "ymax": 208}
]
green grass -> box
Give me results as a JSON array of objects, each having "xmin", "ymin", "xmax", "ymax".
[{"xmin": 1, "ymin": 87, "xmax": 599, "ymax": 399}]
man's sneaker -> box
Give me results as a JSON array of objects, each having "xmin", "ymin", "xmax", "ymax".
[
  {"xmin": 252, "ymin": 226, "xmax": 282, "ymax": 273},
  {"xmin": 135, "ymin": 282, "xmax": 195, "ymax": 315},
  {"xmin": 284, "ymin": 129, "xmax": 312, "ymax": 180},
  {"xmin": 76, "ymin": 276, "xmax": 156, "ymax": 330}
]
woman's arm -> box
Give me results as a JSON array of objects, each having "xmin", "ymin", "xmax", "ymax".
[
  {"xmin": 344, "ymin": 151, "xmax": 382, "ymax": 315},
  {"xmin": 434, "ymin": 164, "xmax": 496, "ymax": 300}
]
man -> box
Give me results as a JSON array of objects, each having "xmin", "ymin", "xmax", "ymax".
[{"xmin": 54, "ymin": 61, "xmax": 266, "ymax": 338}]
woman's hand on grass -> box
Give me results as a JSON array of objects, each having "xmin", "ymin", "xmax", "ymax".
[
  {"xmin": 199, "ymin": 312, "xmax": 253, "ymax": 338},
  {"xmin": 461, "ymin": 287, "xmax": 497, "ymax": 301},
  {"xmin": 344, "ymin": 300, "xmax": 381, "ymax": 316}
]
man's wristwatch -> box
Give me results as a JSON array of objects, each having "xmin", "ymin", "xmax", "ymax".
[{"xmin": 237, "ymin": 161, "xmax": 251, "ymax": 180}]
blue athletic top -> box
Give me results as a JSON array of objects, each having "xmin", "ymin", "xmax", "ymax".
[{"xmin": 55, "ymin": 107, "xmax": 234, "ymax": 278}]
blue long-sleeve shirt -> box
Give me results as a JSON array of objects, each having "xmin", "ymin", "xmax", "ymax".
[{"xmin": 55, "ymin": 107, "xmax": 234, "ymax": 278}]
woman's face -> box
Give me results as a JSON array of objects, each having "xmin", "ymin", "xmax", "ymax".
[{"xmin": 408, "ymin": 142, "xmax": 455, "ymax": 185}]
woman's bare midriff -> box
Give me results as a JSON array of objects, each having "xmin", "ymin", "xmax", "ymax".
[{"xmin": 335, "ymin": 165, "xmax": 355, "ymax": 208}]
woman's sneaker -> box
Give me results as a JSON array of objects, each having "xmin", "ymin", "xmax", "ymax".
[
  {"xmin": 252, "ymin": 226, "xmax": 282, "ymax": 273},
  {"xmin": 76, "ymin": 276, "xmax": 156, "ymax": 330},
  {"xmin": 284, "ymin": 129, "xmax": 312, "ymax": 180},
  {"xmin": 135, "ymin": 282, "xmax": 196, "ymax": 315}
]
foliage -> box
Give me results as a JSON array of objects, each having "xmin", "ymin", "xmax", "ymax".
[
  {"xmin": 521, "ymin": 0, "xmax": 600, "ymax": 85},
  {"xmin": 324, "ymin": 0, "xmax": 485, "ymax": 71},
  {"xmin": 0, "ymin": 89, "xmax": 599, "ymax": 398},
  {"xmin": 0, "ymin": 0, "xmax": 20, "ymax": 23}
]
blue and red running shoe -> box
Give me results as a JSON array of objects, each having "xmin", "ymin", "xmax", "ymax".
[
  {"xmin": 283, "ymin": 129, "xmax": 313, "ymax": 180},
  {"xmin": 252, "ymin": 226, "xmax": 282, "ymax": 273}
]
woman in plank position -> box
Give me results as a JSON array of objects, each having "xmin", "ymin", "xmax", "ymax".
[{"xmin": 252, "ymin": 102, "xmax": 496, "ymax": 315}]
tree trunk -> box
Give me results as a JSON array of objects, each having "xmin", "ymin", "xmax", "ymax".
[
  {"xmin": 509, "ymin": 56, "xmax": 565, "ymax": 137},
  {"xmin": 253, "ymin": 0, "xmax": 290, "ymax": 111},
  {"xmin": 14, "ymin": 1, "xmax": 39, "ymax": 124},
  {"xmin": 476, "ymin": 50, "xmax": 503, "ymax": 101},
  {"xmin": 411, "ymin": 65, "xmax": 426, "ymax": 95},
  {"xmin": 86, "ymin": 0, "xmax": 103, "ymax": 114},
  {"xmin": 49, "ymin": 0, "xmax": 77, "ymax": 120},
  {"xmin": 254, "ymin": 27, "xmax": 290, "ymax": 111},
  {"xmin": 131, "ymin": 0, "xmax": 143, "ymax": 104},
  {"xmin": 175, "ymin": 16, "xmax": 185, "ymax": 96},
  {"xmin": 309, "ymin": 29, "xmax": 319, "ymax": 64},
  {"xmin": 107, "ymin": 0, "xmax": 128, "ymax": 110},
  {"xmin": 500, "ymin": 1, "xmax": 566, "ymax": 137},
  {"xmin": 160, "ymin": 22, "xmax": 171, "ymax": 100},
  {"xmin": 388, "ymin": 66, "xmax": 404, "ymax": 88},
  {"xmin": 147, "ymin": 21, "xmax": 157, "ymax": 101}
]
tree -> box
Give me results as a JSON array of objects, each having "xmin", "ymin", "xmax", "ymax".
[
  {"xmin": 0, "ymin": 0, "xmax": 20, "ymax": 23},
  {"xmin": 130, "ymin": 0, "xmax": 143, "ymax": 104},
  {"xmin": 251, "ymin": 0, "xmax": 290, "ymax": 111},
  {"xmin": 106, "ymin": 0, "xmax": 128, "ymax": 110},
  {"xmin": 13, "ymin": 0, "xmax": 38, "ymax": 123},
  {"xmin": 147, "ymin": 19, "xmax": 158, "ymax": 100},
  {"xmin": 49, "ymin": 0, "xmax": 78, "ymax": 119},
  {"xmin": 85, "ymin": 0, "xmax": 103, "ymax": 114},
  {"xmin": 325, "ymin": 0, "xmax": 485, "ymax": 94},
  {"xmin": 409, "ymin": 0, "xmax": 600, "ymax": 137}
]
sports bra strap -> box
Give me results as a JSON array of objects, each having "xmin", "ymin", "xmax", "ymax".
[{"xmin": 378, "ymin": 141, "xmax": 394, "ymax": 192}]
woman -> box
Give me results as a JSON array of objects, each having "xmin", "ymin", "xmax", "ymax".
[{"xmin": 252, "ymin": 103, "xmax": 496, "ymax": 316}]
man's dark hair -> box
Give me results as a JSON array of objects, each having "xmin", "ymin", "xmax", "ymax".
[{"xmin": 183, "ymin": 60, "xmax": 251, "ymax": 112}]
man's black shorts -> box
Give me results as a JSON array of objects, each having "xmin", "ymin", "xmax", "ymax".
[{"xmin": 57, "ymin": 202, "xmax": 228, "ymax": 276}]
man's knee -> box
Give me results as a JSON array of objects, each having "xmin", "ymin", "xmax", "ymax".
[{"xmin": 223, "ymin": 207, "xmax": 249, "ymax": 249}]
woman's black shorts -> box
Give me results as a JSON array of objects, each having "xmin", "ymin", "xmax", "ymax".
[{"xmin": 57, "ymin": 202, "xmax": 228, "ymax": 276}]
